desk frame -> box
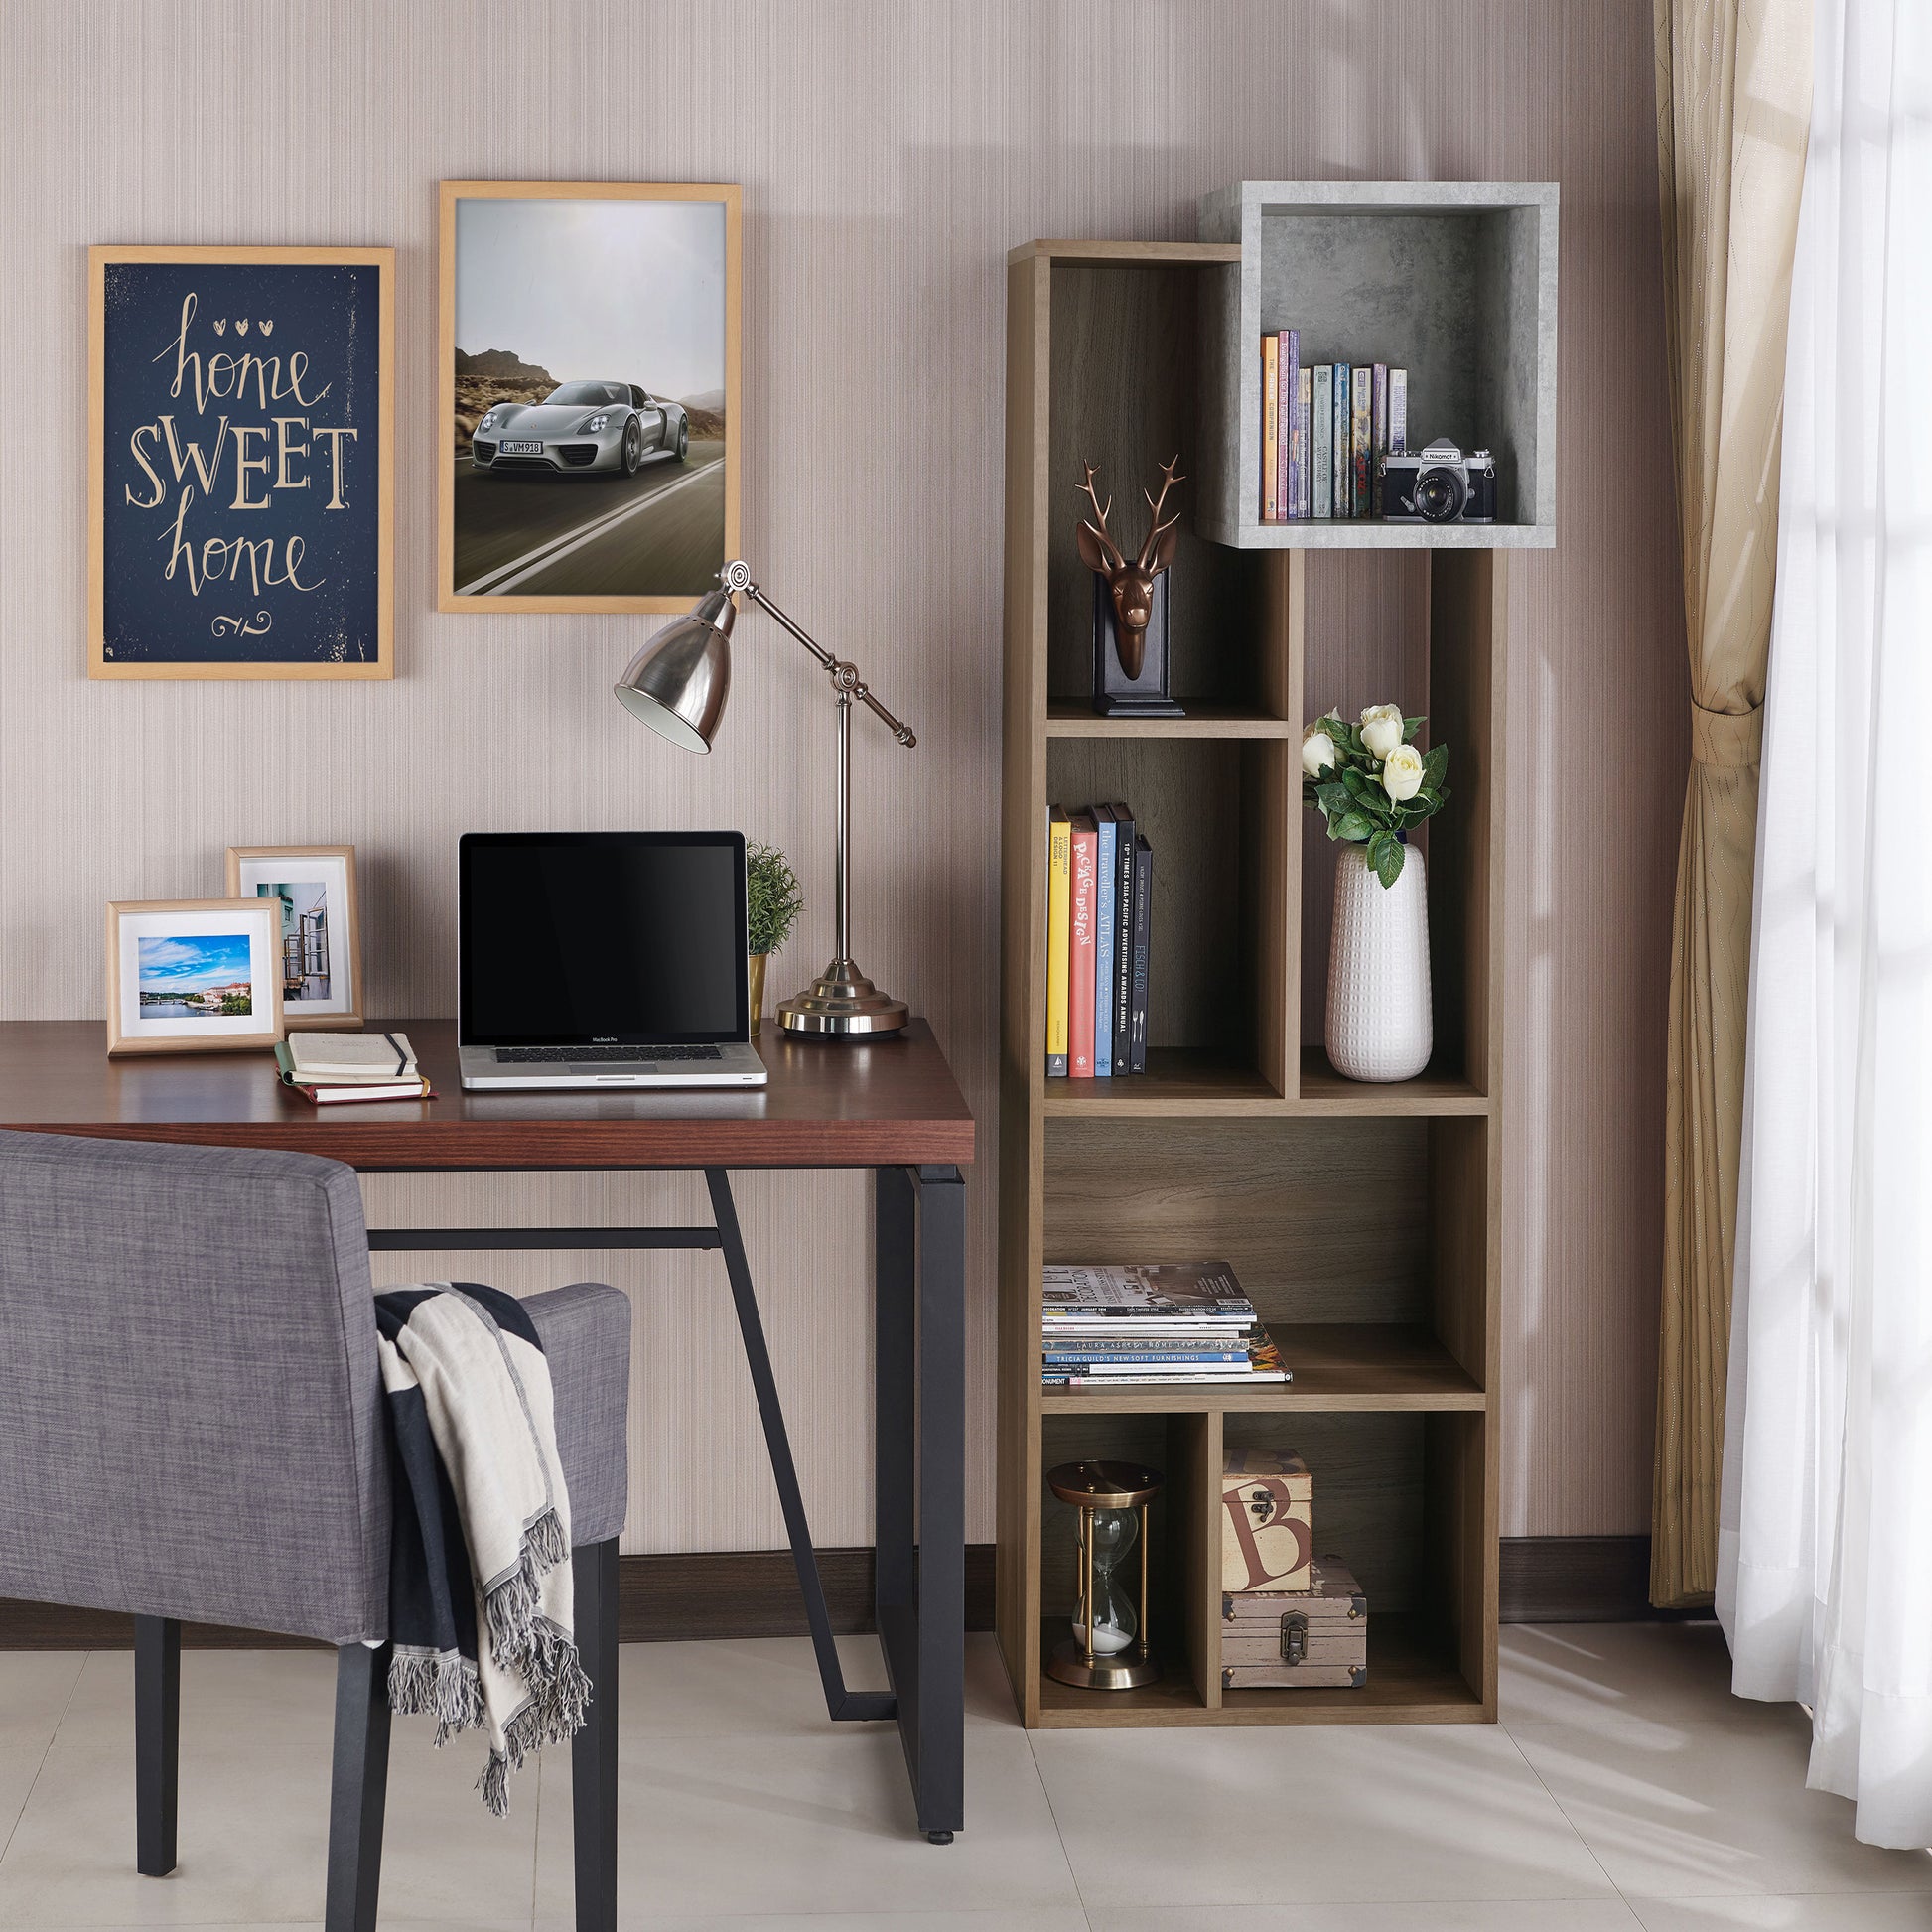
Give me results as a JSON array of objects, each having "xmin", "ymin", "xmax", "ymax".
[{"xmin": 369, "ymin": 1162, "xmax": 966, "ymax": 1845}]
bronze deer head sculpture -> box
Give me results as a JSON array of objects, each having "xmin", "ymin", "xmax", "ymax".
[{"xmin": 1076, "ymin": 456, "xmax": 1185, "ymax": 680}]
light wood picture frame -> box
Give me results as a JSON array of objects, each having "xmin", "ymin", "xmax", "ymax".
[
  {"xmin": 88, "ymin": 244, "xmax": 395, "ymax": 679},
  {"xmin": 104, "ymin": 899, "xmax": 285, "ymax": 1056},
  {"xmin": 225, "ymin": 845, "xmax": 364, "ymax": 1030},
  {"xmin": 438, "ymin": 181, "xmax": 742, "ymax": 614}
]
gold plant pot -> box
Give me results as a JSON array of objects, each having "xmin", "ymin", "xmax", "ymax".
[{"xmin": 747, "ymin": 953, "xmax": 769, "ymax": 1035}]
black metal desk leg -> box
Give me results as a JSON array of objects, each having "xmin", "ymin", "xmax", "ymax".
[
  {"xmin": 704, "ymin": 1168, "xmax": 894, "ymax": 1725},
  {"xmin": 875, "ymin": 1162, "xmax": 966, "ymax": 1843}
]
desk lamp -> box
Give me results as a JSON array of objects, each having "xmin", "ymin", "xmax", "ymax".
[{"xmin": 614, "ymin": 558, "xmax": 916, "ymax": 1038}]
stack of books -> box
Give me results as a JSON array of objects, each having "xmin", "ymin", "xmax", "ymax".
[
  {"xmin": 276, "ymin": 1031, "xmax": 434, "ymax": 1105},
  {"xmin": 1041, "ymin": 1262, "xmax": 1290, "ymax": 1390},
  {"xmin": 1044, "ymin": 802, "xmax": 1152, "ymax": 1079},
  {"xmin": 1260, "ymin": 329, "xmax": 1408, "ymax": 522}
]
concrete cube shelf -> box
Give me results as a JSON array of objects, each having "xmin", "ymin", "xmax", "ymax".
[{"xmin": 1195, "ymin": 180, "xmax": 1559, "ymax": 550}]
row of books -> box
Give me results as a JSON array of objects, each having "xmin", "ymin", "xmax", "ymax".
[
  {"xmin": 1260, "ymin": 329, "xmax": 1409, "ymax": 522},
  {"xmin": 1044, "ymin": 803, "xmax": 1151, "ymax": 1078},
  {"xmin": 1041, "ymin": 1262, "xmax": 1290, "ymax": 1389}
]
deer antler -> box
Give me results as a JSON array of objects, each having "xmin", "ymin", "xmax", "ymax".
[
  {"xmin": 1076, "ymin": 460, "xmax": 1125, "ymax": 572},
  {"xmin": 1136, "ymin": 454, "xmax": 1185, "ymax": 568}
]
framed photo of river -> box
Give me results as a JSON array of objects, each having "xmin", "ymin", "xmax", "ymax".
[
  {"xmin": 438, "ymin": 182, "xmax": 741, "ymax": 613},
  {"xmin": 88, "ymin": 245, "xmax": 395, "ymax": 679}
]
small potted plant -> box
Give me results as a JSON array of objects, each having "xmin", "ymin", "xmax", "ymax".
[
  {"xmin": 745, "ymin": 842, "xmax": 804, "ymax": 1035},
  {"xmin": 1302, "ymin": 704, "xmax": 1450, "ymax": 1082}
]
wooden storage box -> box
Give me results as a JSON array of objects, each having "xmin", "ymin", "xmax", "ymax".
[
  {"xmin": 1220, "ymin": 1447, "xmax": 1312, "ymax": 1592},
  {"xmin": 1220, "ymin": 1558, "xmax": 1367, "ymax": 1689}
]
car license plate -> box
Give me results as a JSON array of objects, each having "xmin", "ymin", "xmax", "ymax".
[{"xmin": 500, "ymin": 440, "xmax": 543, "ymax": 455}]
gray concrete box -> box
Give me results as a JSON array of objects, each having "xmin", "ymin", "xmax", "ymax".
[{"xmin": 1196, "ymin": 180, "xmax": 1558, "ymax": 549}]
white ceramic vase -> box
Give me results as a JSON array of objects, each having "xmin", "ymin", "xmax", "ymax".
[{"xmin": 1324, "ymin": 842, "xmax": 1432, "ymax": 1082}]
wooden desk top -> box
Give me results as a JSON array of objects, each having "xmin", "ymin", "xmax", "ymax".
[{"xmin": 0, "ymin": 1019, "xmax": 975, "ymax": 1172}]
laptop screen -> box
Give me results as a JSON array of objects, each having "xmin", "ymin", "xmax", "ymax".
[{"xmin": 460, "ymin": 832, "xmax": 749, "ymax": 1045}]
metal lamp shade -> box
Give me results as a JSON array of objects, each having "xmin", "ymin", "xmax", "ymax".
[{"xmin": 613, "ymin": 587, "xmax": 736, "ymax": 754}]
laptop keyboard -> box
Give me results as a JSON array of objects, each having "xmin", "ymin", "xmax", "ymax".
[{"xmin": 494, "ymin": 1044, "xmax": 725, "ymax": 1064}]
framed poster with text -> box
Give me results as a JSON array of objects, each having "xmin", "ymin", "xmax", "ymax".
[
  {"xmin": 438, "ymin": 182, "xmax": 741, "ymax": 613},
  {"xmin": 88, "ymin": 245, "xmax": 394, "ymax": 679}
]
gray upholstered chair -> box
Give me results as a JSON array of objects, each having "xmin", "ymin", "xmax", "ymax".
[{"xmin": 0, "ymin": 1130, "xmax": 628, "ymax": 1932}]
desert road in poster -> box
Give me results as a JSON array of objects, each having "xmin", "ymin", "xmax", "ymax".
[{"xmin": 452, "ymin": 436, "xmax": 725, "ymax": 598}]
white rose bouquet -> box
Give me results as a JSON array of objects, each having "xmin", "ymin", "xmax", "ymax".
[{"xmin": 1301, "ymin": 702, "xmax": 1449, "ymax": 887}]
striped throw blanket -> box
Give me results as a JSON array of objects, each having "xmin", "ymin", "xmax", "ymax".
[{"xmin": 374, "ymin": 1283, "xmax": 590, "ymax": 1815}]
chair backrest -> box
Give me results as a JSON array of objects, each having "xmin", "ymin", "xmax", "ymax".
[{"xmin": 0, "ymin": 1130, "xmax": 389, "ymax": 1644}]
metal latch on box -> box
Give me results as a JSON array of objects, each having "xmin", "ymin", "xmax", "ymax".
[{"xmin": 1279, "ymin": 1611, "xmax": 1308, "ymax": 1664}]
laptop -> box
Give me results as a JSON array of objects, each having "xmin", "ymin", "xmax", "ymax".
[{"xmin": 459, "ymin": 831, "xmax": 768, "ymax": 1090}]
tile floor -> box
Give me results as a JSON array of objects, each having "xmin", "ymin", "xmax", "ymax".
[{"xmin": 0, "ymin": 1621, "xmax": 1927, "ymax": 1931}]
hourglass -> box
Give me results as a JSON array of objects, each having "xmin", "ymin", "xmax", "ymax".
[{"xmin": 1045, "ymin": 1459, "xmax": 1163, "ymax": 1690}]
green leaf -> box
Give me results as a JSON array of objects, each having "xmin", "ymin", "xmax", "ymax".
[
  {"xmin": 1368, "ymin": 832, "xmax": 1406, "ymax": 889},
  {"xmin": 746, "ymin": 842, "xmax": 805, "ymax": 954},
  {"xmin": 1340, "ymin": 765, "xmax": 1370, "ymax": 797},
  {"xmin": 1403, "ymin": 715, "xmax": 1426, "ymax": 743},
  {"xmin": 1347, "ymin": 724, "xmax": 1366, "ymax": 756},
  {"xmin": 1316, "ymin": 781, "xmax": 1353, "ymax": 816},
  {"xmin": 1335, "ymin": 811, "xmax": 1374, "ymax": 843},
  {"xmin": 1421, "ymin": 743, "xmax": 1449, "ymax": 789},
  {"xmin": 1317, "ymin": 714, "xmax": 1353, "ymax": 750}
]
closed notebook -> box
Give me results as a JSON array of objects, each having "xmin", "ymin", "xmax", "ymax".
[
  {"xmin": 275, "ymin": 1041, "xmax": 431, "ymax": 1103},
  {"xmin": 286, "ymin": 1031, "xmax": 418, "ymax": 1081}
]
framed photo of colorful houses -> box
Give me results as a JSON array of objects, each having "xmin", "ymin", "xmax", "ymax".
[{"xmin": 226, "ymin": 845, "xmax": 363, "ymax": 1029}]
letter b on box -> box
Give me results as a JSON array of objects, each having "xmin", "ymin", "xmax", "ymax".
[{"xmin": 1220, "ymin": 1448, "xmax": 1313, "ymax": 1592}]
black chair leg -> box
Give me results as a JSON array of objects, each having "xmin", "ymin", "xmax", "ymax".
[
  {"xmin": 134, "ymin": 1614, "xmax": 180, "ymax": 1877},
  {"xmin": 324, "ymin": 1642, "xmax": 391, "ymax": 1932},
  {"xmin": 571, "ymin": 1537, "xmax": 619, "ymax": 1932}
]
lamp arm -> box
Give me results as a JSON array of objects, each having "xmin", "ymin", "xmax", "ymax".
[{"xmin": 732, "ymin": 568, "xmax": 918, "ymax": 750}]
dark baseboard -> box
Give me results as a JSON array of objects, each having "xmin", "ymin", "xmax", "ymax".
[
  {"xmin": 0, "ymin": 1543, "xmax": 1000, "ymax": 1650},
  {"xmin": 1500, "ymin": 1534, "xmax": 1710, "ymax": 1622},
  {"xmin": 6, "ymin": 1538, "xmax": 1703, "ymax": 1646}
]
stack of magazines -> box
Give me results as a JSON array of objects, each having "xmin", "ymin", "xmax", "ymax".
[{"xmin": 1041, "ymin": 1262, "xmax": 1289, "ymax": 1390}]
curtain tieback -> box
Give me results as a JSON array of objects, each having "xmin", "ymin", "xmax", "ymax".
[{"xmin": 1691, "ymin": 700, "xmax": 1763, "ymax": 768}]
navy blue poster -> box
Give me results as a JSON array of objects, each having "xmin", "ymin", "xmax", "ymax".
[{"xmin": 93, "ymin": 253, "xmax": 390, "ymax": 674}]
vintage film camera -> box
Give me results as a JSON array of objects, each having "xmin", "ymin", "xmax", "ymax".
[{"xmin": 1380, "ymin": 439, "xmax": 1496, "ymax": 524}]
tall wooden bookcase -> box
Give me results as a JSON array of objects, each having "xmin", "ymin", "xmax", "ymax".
[{"xmin": 998, "ymin": 190, "xmax": 1554, "ymax": 1730}]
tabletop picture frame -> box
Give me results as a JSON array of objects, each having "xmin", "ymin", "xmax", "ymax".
[
  {"xmin": 438, "ymin": 180, "xmax": 741, "ymax": 614},
  {"xmin": 104, "ymin": 898, "xmax": 285, "ymax": 1056},
  {"xmin": 225, "ymin": 844, "xmax": 363, "ymax": 1030},
  {"xmin": 88, "ymin": 244, "xmax": 395, "ymax": 680}
]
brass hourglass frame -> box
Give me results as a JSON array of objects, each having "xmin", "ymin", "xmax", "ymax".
[{"xmin": 1045, "ymin": 1458, "xmax": 1163, "ymax": 1691}]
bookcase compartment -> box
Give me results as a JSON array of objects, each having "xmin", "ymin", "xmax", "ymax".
[
  {"xmin": 1041, "ymin": 1113, "xmax": 1490, "ymax": 1415},
  {"xmin": 1036, "ymin": 1410, "xmax": 1219, "ymax": 1718},
  {"xmin": 1046, "ymin": 735, "xmax": 1293, "ymax": 1104},
  {"xmin": 1043, "ymin": 259, "xmax": 1284, "ymax": 728},
  {"xmin": 1194, "ymin": 181, "xmax": 1559, "ymax": 549},
  {"xmin": 1213, "ymin": 1409, "xmax": 1488, "ymax": 1720},
  {"xmin": 1298, "ymin": 547, "xmax": 1501, "ymax": 1102}
]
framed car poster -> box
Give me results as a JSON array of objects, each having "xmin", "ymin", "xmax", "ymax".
[
  {"xmin": 438, "ymin": 181, "xmax": 742, "ymax": 614},
  {"xmin": 87, "ymin": 245, "xmax": 395, "ymax": 678}
]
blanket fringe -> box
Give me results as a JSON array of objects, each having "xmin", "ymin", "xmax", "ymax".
[
  {"xmin": 386, "ymin": 1647, "xmax": 484, "ymax": 1744},
  {"xmin": 483, "ymin": 1507, "xmax": 572, "ymax": 1672}
]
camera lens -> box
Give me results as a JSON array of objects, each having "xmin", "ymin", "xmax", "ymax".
[{"xmin": 1414, "ymin": 467, "xmax": 1465, "ymax": 522}]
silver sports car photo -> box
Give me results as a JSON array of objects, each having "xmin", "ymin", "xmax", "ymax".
[{"xmin": 472, "ymin": 380, "xmax": 690, "ymax": 477}]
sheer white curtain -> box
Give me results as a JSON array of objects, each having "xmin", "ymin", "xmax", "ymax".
[{"xmin": 1718, "ymin": 0, "xmax": 1932, "ymax": 1852}]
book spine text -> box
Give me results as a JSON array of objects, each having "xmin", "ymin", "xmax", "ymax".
[{"xmin": 1045, "ymin": 808, "xmax": 1070, "ymax": 1076}]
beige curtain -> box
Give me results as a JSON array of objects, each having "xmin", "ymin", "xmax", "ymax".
[{"xmin": 1650, "ymin": 0, "xmax": 1812, "ymax": 1607}]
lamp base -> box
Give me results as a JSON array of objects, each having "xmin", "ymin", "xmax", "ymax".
[
  {"xmin": 776, "ymin": 958, "xmax": 908, "ymax": 1038},
  {"xmin": 1045, "ymin": 1637, "xmax": 1162, "ymax": 1691}
]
